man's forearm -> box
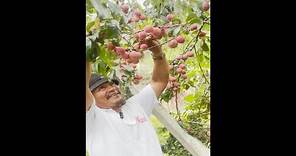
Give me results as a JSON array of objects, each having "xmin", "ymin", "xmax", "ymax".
[
  {"xmin": 141, "ymin": 38, "xmax": 170, "ymax": 96},
  {"xmin": 147, "ymin": 38, "xmax": 169, "ymax": 85},
  {"xmin": 86, "ymin": 61, "xmax": 93, "ymax": 111},
  {"xmin": 86, "ymin": 62, "xmax": 91, "ymax": 88}
]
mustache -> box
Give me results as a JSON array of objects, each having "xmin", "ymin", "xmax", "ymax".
[{"xmin": 105, "ymin": 90, "xmax": 122, "ymax": 99}]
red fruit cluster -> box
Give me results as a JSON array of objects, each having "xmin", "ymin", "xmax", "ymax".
[
  {"xmin": 109, "ymin": 46, "xmax": 143, "ymax": 65},
  {"xmin": 167, "ymin": 76, "xmax": 180, "ymax": 91},
  {"xmin": 119, "ymin": 62, "xmax": 143, "ymax": 85},
  {"xmin": 106, "ymin": 42, "xmax": 115, "ymax": 51},
  {"xmin": 176, "ymin": 35, "xmax": 185, "ymax": 43},
  {"xmin": 120, "ymin": 4, "xmax": 129, "ymax": 14},
  {"xmin": 176, "ymin": 63, "xmax": 187, "ymax": 79},
  {"xmin": 128, "ymin": 9, "xmax": 146, "ymax": 23},
  {"xmin": 189, "ymin": 23, "xmax": 207, "ymax": 37},
  {"xmin": 168, "ymin": 39, "xmax": 178, "ymax": 48},
  {"xmin": 168, "ymin": 35, "xmax": 185, "ymax": 48},
  {"xmin": 128, "ymin": 51, "xmax": 142, "ymax": 64},
  {"xmin": 166, "ymin": 50, "xmax": 196, "ymax": 92},
  {"xmin": 202, "ymin": 1, "xmax": 210, "ymax": 12},
  {"xmin": 199, "ymin": 31, "xmax": 207, "ymax": 37},
  {"xmin": 190, "ymin": 23, "xmax": 199, "ymax": 31},
  {"xmin": 175, "ymin": 51, "xmax": 194, "ymax": 62},
  {"xmin": 134, "ymin": 25, "xmax": 164, "ymax": 43},
  {"xmin": 132, "ymin": 73, "xmax": 143, "ymax": 85},
  {"xmin": 113, "ymin": 3, "xmax": 208, "ymax": 88},
  {"xmin": 166, "ymin": 14, "xmax": 174, "ymax": 21}
]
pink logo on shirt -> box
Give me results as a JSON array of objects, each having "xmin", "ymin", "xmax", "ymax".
[{"xmin": 136, "ymin": 116, "xmax": 147, "ymax": 124}]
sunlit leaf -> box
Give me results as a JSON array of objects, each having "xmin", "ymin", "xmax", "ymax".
[{"xmin": 91, "ymin": 0, "xmax": 112, "ymax": 19}]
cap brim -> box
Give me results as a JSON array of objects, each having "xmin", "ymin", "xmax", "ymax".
[{"xmin": 90, "ymin": 79, "xmax": 109, "ymax": 92}]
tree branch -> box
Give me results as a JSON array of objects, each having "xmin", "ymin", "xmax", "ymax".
[
  {"xmin": 193, "ymin": 47, "xmax": 209, "ymax": 84},
  {"xmin": 189, "ymin": 19, "xmax": 208, "ymax": 51},
  {"xmin": 175, "ymin": 90, "xmax": 182, "ymax": 122}
]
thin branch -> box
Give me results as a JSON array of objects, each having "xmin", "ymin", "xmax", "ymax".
[
  {"xmin": 189, "ymin": 19, "xmax": 207, "ymax": 51},
  {"xmin": 133, "ymin": 23, "xmax": 187, "ymax": 35},
  {"xmin": 193, "ymin": 47, "xmax": 209, "ymax": 84},
  {"xmin": 198, "ymin": 61, "xmax": 209, "ymax": 84},
  {"xmin": 115, "ymin": 25, "xmax": 135, "ymax": 49},
  {"xmin": 175, "ymin": 90, "xmax": 182, "ymax": 122},
  {"xmin": 120, "ymin": 34, "xmax": 133, "ymax": 47},
  {"xmin": 184, "ymin": 36, "xmax": 196, "ymax": 52}
]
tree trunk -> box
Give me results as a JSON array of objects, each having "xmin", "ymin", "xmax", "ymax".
[{"xmin": 152, "ymin": 105, "xmax": 210, "ymax": 156}]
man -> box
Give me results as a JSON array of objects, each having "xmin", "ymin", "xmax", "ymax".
[{"xmin": 86, "ymin": 38, "xmax": 169, "ymax": 156}]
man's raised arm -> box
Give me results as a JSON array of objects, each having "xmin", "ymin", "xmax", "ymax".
[{"xmin": 147, "ymin": 39, "xmax": 169, "ymax": 98}]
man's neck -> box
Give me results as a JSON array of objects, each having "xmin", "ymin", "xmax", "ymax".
[{"xmin": 96, "ymin": 103, "xmax": 121, "ymax": 112}]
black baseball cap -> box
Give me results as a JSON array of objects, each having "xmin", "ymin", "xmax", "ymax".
[{"xmin": 89, "ymin": 74, "xmax": 119, "ymax": 92}]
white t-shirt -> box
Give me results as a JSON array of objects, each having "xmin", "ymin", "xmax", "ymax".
[{"xmin": 86, "ymin": 84, "xmax": 163, "ymax": 156}]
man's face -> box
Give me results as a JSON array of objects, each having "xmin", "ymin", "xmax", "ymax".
[{"xmin": 92, "ymin": 81, "xmax": 125, "ymax": 109}]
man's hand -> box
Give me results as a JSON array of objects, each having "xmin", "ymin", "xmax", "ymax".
[{"xmin": 145, "ymin": 37, "xmax": 162, "ymax": 54}]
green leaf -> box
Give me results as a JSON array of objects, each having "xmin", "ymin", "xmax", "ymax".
[
  {"xmin": 172, "ymin": 17, "xmax": 182, "ymax": 24},
  {"xmin": 201, "ymin": 41, "xmax": 209, "ymax": 51},
  {"xmin": 167, "ymin": 27, "xmax": 174, "ymax": 37},
  {"xmin": 110, "ymin": 20, "xmax": 121, "ymax": 31},
  {"xmin": 91, "ymin": 0, "xmax": 111, "ymax": 19},
  {"xmin": 149, "ymin": 0, "xmax": 163, "ymax": 15},
  {"xmin": 188, "ymin": 80, "xmax": 195, "ymax": 87},
  {"xmin": 86, "ymin": 21, "xmax": 95, "ymax": 32},
  {"xmin": 191, "ymin": 0, "xmax": 203, "ymax": 15},
  {"xmin": 187, "ymin": 68, "xmax": 197, "ymax": 79},
  {"xmin": 88, "ymin": 31, "xmax": 99, "ymax": 41},
  {"xmin": 197, "ymin": 53, "xmax": 204, "ymax": 63},
  {"xmin": 160, "ymin": 90, "xmax": 174, "ymax": 103},
  {"xmin": 186, "ymin": 12, "xmax": 201, "ymax": 24},
  {"xmin": 123, "ymin": 69, "xmax": 133, "ymax": 76},
  {"xmin": 86, "ymin": 0, "xmax": 96, "ymax": 13},
  {"xmin": 99, "ymin": 23, "xmax": 120, "ymax": 40},
  {"xmin": 98, "ymin": 45, "xmax": 112, "ymax": 66},
  {"xmin": 202, "ymin": 23, "xmax": 210, "ymax": 31},
  {"xmin": 173, "ymin": 25, "xmax": 181, "ymax": 36},
  {"xmin": 107, "ymin": 1, "xmax": 123, "ymax": 16},
  {"xmin": 184, "ymin": 94, "xmax": 195, "ymax": 103},
  {"xmin": 97, "ymin": 60, "xmax": 108, "ymax": 76},
  {"xmin": 183, "ymin": 83, "xmax": 190, "ymax": 90},
  {"xmin": 86, "ymin": 40, "xmax": 99, "ymax": 62}
]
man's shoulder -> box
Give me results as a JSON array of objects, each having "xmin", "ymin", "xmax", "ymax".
[
  {"xmin": 124, "ymin": 97, "xmax": 143, "ymax": 109},
  {"xmin": 131, "ymin": 84, "xmax": 153, "ymax": 97}
]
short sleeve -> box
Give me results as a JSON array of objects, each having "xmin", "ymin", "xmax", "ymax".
[
  {"xmin": 86, "ymin": 98, "xmax": 96, "ymax": 134},
  {"xmin": 86, "ymin": 97, "xmax": 96, "ymax": 116},
  {"xmin": 86, "ymin": 98, "xmax": 96, "ymax": 153},
  {"xmin": 128, "ymin": 84, "xmax": 159, "ymax": 116}
]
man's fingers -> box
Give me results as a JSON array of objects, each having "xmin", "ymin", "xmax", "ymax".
[
  {"xmin": 139, "ymin": 36, "xmax": 152, "ymax": 45},
  {"xmin": 138, "ymin": 35, "xmax": 161, "ymax": 53},
  {"xmin": 146, "ymin": 38, "xmax": 160, "ymax": 47}
]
